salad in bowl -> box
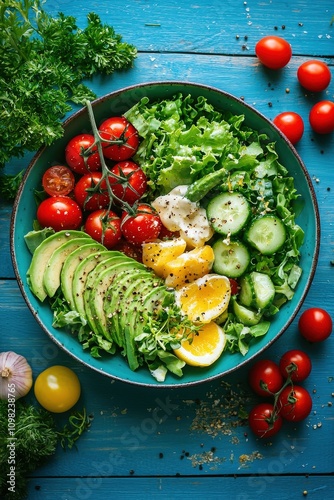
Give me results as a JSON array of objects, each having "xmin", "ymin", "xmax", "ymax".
[{"xmin": 11, "ymin": 82, "xmax": 319, "ymax": 386}]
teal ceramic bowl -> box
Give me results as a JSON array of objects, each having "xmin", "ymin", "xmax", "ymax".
[{"xmin": 10, "ymin": 82, "xmax": 320, "ymax": 387}]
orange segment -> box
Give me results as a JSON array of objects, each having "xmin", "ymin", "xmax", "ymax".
[
  {"xmin": 142, "ymin": 237, "xmax": 187, "ymax": 277},
  {"xmin": 174, "ymin": 322, "xmax": 226, "ymax": 367},
  {"xmin": 175, "ymin": 273, "xmax": 231, "ymax": 323},
  {"xmin": 164, "ymin": 245, "xmax": 215, "ymax": 288}
]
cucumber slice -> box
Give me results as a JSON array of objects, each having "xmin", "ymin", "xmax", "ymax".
[
  {"xmin": 212, "ymin": 239, "xmax": 250, "ymax": 278},
  {"xmin": 245, "ymin": 215, "xmax": 286, "ymax": 255},
  {"xmin": 207, "ymin": 192, "xmax": 250, "ymax": 235},
  {"xmin": 239, "ymin": 274, "xmax": 255, "ymax": 307},
  {"xmin": 232, "ymin": 299, "xmax": 262, "ymax": 326},
  {"xmin": 240, "ymin": 272, "xmax": 275, "ymax": 310},
  {"xmin": 251, "ymin": 272, "xmax": 275, "ymax": 310}
]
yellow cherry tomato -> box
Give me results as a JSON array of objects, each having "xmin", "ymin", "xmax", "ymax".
[{"xmin": 34, "ymin": 365, "xmax": 81, "ymax": 413}]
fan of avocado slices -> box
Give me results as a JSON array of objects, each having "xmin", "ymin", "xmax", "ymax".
[{"xmin": 24, "ymin": 229, "xmax": 197, "ymax": 382}]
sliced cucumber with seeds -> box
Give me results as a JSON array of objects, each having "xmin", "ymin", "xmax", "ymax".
[
  {"xmin": 251, "ymin": 272, "xmax": 275, "ymax": 309},
  {"xmin": 212, "ymin": 238, "xmax": 250, "ymax": 278},
  {"xmin": 245, "ymin": 215, "xmax": 286, "ymax": 255},
  {"xmin": 240, "ymin": 272, "xmax": 275, "ymax": 310},
  {"xmin": 232, "ymin": 299, "xmax": 262, "ymax": 326},
  {"xmin": 207, "ymin": 191, "xmax": 250, "ymax": 235}
]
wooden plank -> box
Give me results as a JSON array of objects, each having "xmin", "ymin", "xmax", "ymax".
[
  {"xmin": 44, "ymin": 0, "xmax": 334, "ymax": 56},
  {"xmin": 3, "ymin": 51, "xmax": 334, "ymax": 279},
  {"xmin": 25, "ymin": 475, "xmax": 334, "ymax": 500},
  {"xmin": 1, "ymin": 280, "xmax": 333, "ymax": 478}
]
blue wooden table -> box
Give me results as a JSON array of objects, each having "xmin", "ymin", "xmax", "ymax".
[{"xmin": 1, "ymin": 1, "xmax": 334, "ymax": 498}]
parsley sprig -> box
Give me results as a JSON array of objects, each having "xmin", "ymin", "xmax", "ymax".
[{"xmin": 0, "ymin": 0, "xmax": 137, "ymax": 198}]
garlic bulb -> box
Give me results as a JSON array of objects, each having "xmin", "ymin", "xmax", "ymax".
[{"xmin": 0, "ymin": 351, "xmax": 33, "ymax": 400}]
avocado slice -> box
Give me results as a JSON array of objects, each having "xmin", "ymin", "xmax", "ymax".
[
  {"xmin": 27, "ymin": 230, "xmax": 90, "ymax": 302},
  {"xmin": 124, "ymin": 285, "xmax": 171, "ymax": 371},
  {"xmin": 43, "ymin": 237, "xmax": 93, "ymax": 298},
  {"xmin": 94, "ymin": 268, "xmax": 153, "ymax": 344},
  {"xmin": 72, "ymin": 251, "xmax": 117, "ymax": 319},
  {"xmin": 105, "ymin": 272, "xmax": 156, "ymax": 350},
  {"xmin": 83, "ymin": 254, "xmax": 138, "ymax": 332},
  {"xmin": 85, "ymin": 259, "xmax": 147, "ymax": 337},
  {"xmin": 61, "ymin": 242, "xmax": 105, "ymax": 309}
]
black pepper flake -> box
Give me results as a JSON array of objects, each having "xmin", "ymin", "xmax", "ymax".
[
  {"xmin": 268, "ymin": 102, "xmax": 272, "ymax": 107},
  {"xmin": 282, "ymin": 25, "xmax": 286, "ymax": 29},
  {"xmin": 159, "ymin": 452, "xmax": 164, "ymax": 459},
  {"xmin": 129, "ymin": 469, "xmax": 135, "ymax": 475},
  {"xmin": 327, "ymin": 187, "xmax": 330, "ymax": 191},
  {"xmin": 199, "ymin": 464, "xmax": 203, "ymax": 470}
]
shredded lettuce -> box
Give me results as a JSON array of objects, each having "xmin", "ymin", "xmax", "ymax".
[{"xmin": 125, "ymin": 93, "xmax": 305, "ymax": 355}]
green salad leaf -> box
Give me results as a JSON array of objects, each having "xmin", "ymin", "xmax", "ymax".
[{"xmin": 125, "ymin": 93, "xmax": 305, "ymax": 355}]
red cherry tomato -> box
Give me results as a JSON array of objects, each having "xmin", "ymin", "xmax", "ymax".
[
  {"xmin": 109, "ymin": 161, "xmax": 147, "ymax": 205},
  {"xmin": 121, "ymin": 204, "xmax": 162, "ymax": 245},
  {"xmin": 158, "ymin": 225, "xmax": 180, "ymax": 240},
  {"xmin": 249, "ymin": 359, "xmax": 284, "ymax": 397},
  {"xmin": 309, "ymin": 101, "xmax": 334, "ymax": 134},
  {"xmin": 273, "ymin": 112, "xmax": 304, "ymax": 145},
  {"xmin": 248, "ymin": 403, "xmax": 283, "ymax": 438},
  {"xmin": 65, "ymin": 134, "xmax": 101, "ymax": 174},
  {"xmin": 279, "ymin": 349, "xmax": 312, "ymax": 382},
  {"xmin": 42, "ymin": 165, "xmax": 75, "ymax": 196},
  {"xmin": 114, "ymin": 238, "xmax": 143, "ymax": 262},
  {"xmin": 74, "ymin": 172, "xmax": 110, "ymax": 211},
  {"xmin": 255, "ymin": 36, "xmax": 292, "ymax": 70},
  {"xmin": 84, "ymin": 209, "xmax": 122, "ymax": 249},
  {"xmin": 229, "ymin": 278, "xmax": 240, "ymax": 295},
  {"xmin": 37, "ymin": 196, "xmax": 82, "ymax": 231},
  {"xmin": 278, "ymin": 385, "xmax": 312, "ymax": 422},
  {"xmin": 99, "ymin": 117, "xmax": 139, "ymax": 161},
  {"xmin": 297, "ymin": 60, "xmax": 331, "ymax": 92},
  {"xmin": 298, "ymin": 307, "xmax": 332, "ymax": 342}
]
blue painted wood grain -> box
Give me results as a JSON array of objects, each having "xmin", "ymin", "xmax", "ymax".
[{"xmin": 0, "ymin": 1, "xmax": 334, "ymax": 498}]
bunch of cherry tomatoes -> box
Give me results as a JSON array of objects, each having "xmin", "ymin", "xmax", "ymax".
[
  {"xmin": 255, "ymin": 36, "xmax": 334, "ymax": 142},
  {"xmin": 37, "ymin": 116, "xmax": 164, "ymax": 256},
  {"xmin": 247, "ymin": 307, "xmax": 332, "ymax": 438}
]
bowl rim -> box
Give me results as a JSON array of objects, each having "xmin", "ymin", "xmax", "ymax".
[{"xmin": 10, "ymin": 80, "xmax": 321, "ymax": 388}]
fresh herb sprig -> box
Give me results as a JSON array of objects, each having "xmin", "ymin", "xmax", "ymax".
[
  {"xmin": 0, "ymin": 399, "xmax": 92, "ymax": 499},
  {"xmin": 0, "ymin": 0, "xmax": 137, "ymax": 198}
]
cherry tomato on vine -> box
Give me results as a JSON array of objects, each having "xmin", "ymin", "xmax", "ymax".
[
  {"xmin": 298, "ymin": 307, "xmax": 333, "ymax": 342},
  {"xmin": 249, "ymin": 359, "xmax": 284, "ymax": 397},
  {"xmin": 74, "ymin": 172, "xmax": 110, "ymax": 211},
  {"xmin": 278, "ymin": 385, "xmax": 312, "ymax": 422},
  {"xmin": 65, "ymin": 133, "xmax": 101, "ymax": 174},
  {"xmin": 309, "ymin": 101, "xmax": 334, "ymax": 134},
  {"xmin": 42, "ymin": 165, "xmax": 75, "ymax": 196},
  {"xmin": 109, "ymin": 161, "xmax": 147, "ymax": 205},
  {"xmin": 279, "ymin": 349, "xmax": 312, "ymax": 382},
  {"xmin": 121, "ymin": 204, "xmax": 162, "ymax": 245},
  {"xmin": 255, "ymin": 36, "xmax": 292, "ymax": 69},
  {"xmin": 84, "ymin": 209, "xmax": 122, "ymax": 249},
  {"xmin": 273, "ymin": 112, "xmax": 304, "ymax": 145},
  {"xmin": 34, "ymin": 365, "xmax": 81, "ymax": 413},
  {"xmin": 37, "ymin": 196, "xmax": 82, "ymax": 231},
  {"xmin": 297, "ymin": 60, "xmax": 331, "ymax": 92},
  {"xmin": 99, "ymin": 117, "xmax": 139, "ymax": 161},
  {"xmin": 248, "ymin": 403, "xmax": 283, "ymax": 438}
]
